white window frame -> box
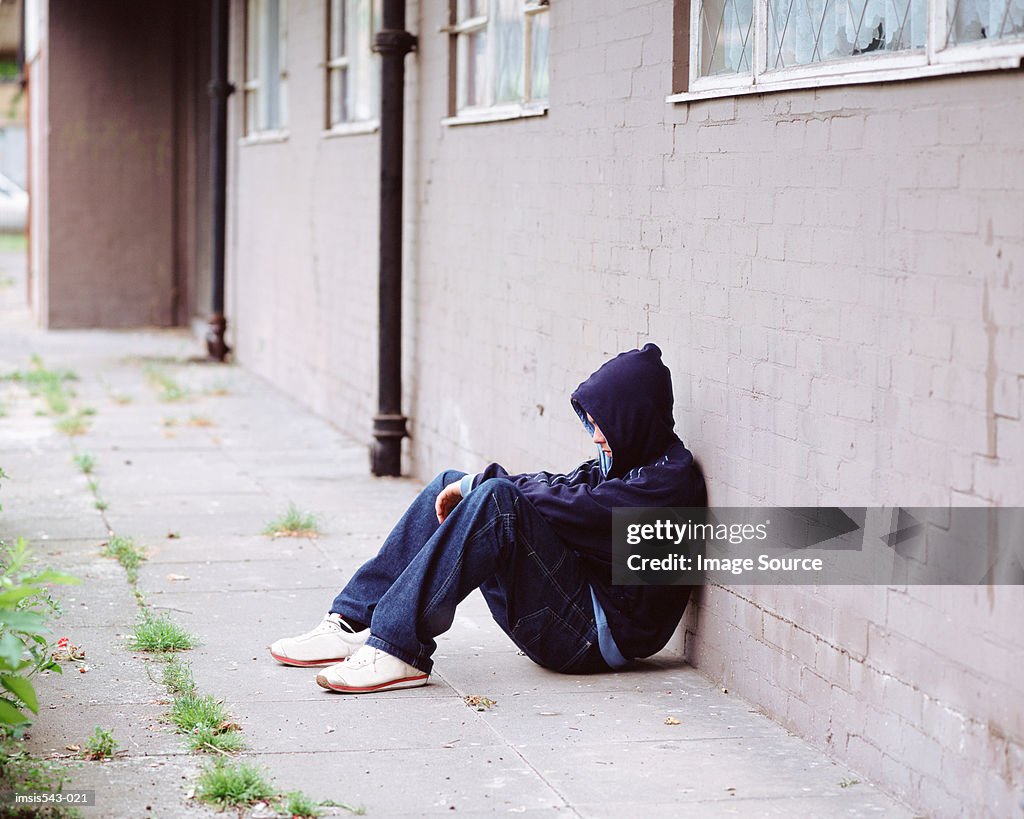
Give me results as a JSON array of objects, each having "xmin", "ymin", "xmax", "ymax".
[
  {"xmin": 243, "ymin": 0, "xmax": 289, "ymax": 140},
  {"xmin": 442, "ymin": 0, "xmax": 551, "ymax": 126},
  {"xmin": 324, "ymin": 0, "xmax": 382, "ymax": 135},
  {"xmin": 668, "ymin": 0, "xmax": 1024, "ymax": 102}
]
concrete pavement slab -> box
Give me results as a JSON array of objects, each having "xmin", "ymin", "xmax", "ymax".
[
  {"xmin": 576, "ymin": 793, "xmax": 914, "ymax": 818},
  {"xmin": 141, "ymin": 534, "xmax": 321, "ymax": 564},
  {"xmin": 46, "ymin": 755, "xmax": 217, "ymax": 819},
  {"xmin": 32, "ymin": 626, "xmax": 167, "ymax": 706},
  {"xmin": 136, "ymin": 557, "xmax": 346, "ymax": 596},
  {"xmin": 239, "ymin": 747, "xmax": 569, "ymax": 815},
  {"xmin": 29, "ymin": 701, "xmax": 183, "ymax": 758},
  {"xmin": 228, "ymin": 696, "xmax": 502, "ymax": 753},
  {"xmin": 518, "ymin": 737, "xmax": 902, "ymax": 807}
]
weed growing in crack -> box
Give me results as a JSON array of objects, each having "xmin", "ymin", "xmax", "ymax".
[
  {"xmin": 169, "ymin": 694, "xmax": 227, "ymax": 733},
  {"xmin": 82, "ymin": 726, "xmax": 118, "ymax": 760},
  {"xmin": 161, "ymin": 656, "xmax": 196, "ymax": 696},
  {"xmin": 2, "ymin": 357, "xmax": 77, "ymax": 416},
  {"xmin": 143, "ymin": 365, "xmax": 189, "ymax": 402},
  {"xmin": 55, "ymin": 411, "xmax": 90, "ymax": 436},
  {"xmin": 73, "ymin": 453, "xmax": 96, "ymax": 474},
  {"xmin": 129, "ymin": 612, "xmax": 196, "ymax": 652},
  {"xmin": 262, "ymin": 502, "xmax": 322, "ymax": 538},
  {"xmin": 283, "ymin": 790, "xmax": 324, "ymax": 818},
  {"xmin": 100, "ymin": 536, "xmax": 145, "ymax": 582},
  {"xmin": 196, "ymin": 760, "xmax": 275, "ymax": 808}
]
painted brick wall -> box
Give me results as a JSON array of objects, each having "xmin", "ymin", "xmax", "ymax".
[{"xmin": 227, "ymin": 1, "xmax": 1024, "ymax": 815}]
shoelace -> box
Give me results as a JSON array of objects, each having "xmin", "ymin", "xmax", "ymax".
[{"xmin": 347, "ymin": 647, "xmax": 379, "ymax": 670}]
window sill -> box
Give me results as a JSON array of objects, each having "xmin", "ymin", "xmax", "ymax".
[
  {"xmin": 668, "ymin": 52, "xmax": 1023, "ymax": 104},
  {"xmin": 238, "ymin": 130, "xmax": 290, "ymax": 146},
  {"xmin": 322, "ymin": 120, "xmax": 380, "ymax": 138},
  {"xmin": 441, "ymin": 103, "xmax": 548, "ymax": 127}
]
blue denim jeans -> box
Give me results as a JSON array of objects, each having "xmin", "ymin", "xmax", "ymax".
[{"xmin": 330, "ymin": 470, "xmax": 608, "ymax": 675}]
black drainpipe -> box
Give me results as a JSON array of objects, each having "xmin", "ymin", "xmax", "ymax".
[
  {"xmin": 371, "ymin": 1, "xmax": 417, "ymax": 476},
  {"xmin": 206, "ymin": 0, "xmax": 234, "ymax": 361}
]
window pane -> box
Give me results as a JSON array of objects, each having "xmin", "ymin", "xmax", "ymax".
[
  {"xmin": 345, "ymin": 0, "xmax": 377, "ymax": 121},
  {"xmin": 329, "ymin": 0, "xmax": 344, "ymax": 59},
  {"xmin": 246, "ymin": 0, "xmax": 263, "ymax": 133},
  {"xmin": 530, "ymin": 10, "xmax": 550, "ymax": 102},
  {"xmin": 768, "ymin": 0, "xmax": 925, "ymax": 69},
  {"xmin": 947, "ymin": 0, "xmax": 1024, "ymax": 44},
  {"xmin": 493, "ymin": 0, "xmax": 524, "ymax": 103},
  {"xmin": 330, "ymin": 67, "xmax": 348, "ymax": 124},
  {"xmin": 265, "ymin": 0, "xmax": 281, "ymax": 129},
  {"xmin": 457, "ymin": 0, "xmax": 486, "ymax": 21},
  {"xmin": 457, "ymin": 28, "xmax": 491, "ymax": 109},
  {"xmin": 699, "ymin": 0, "xmax": 754, "ymax": 75}
]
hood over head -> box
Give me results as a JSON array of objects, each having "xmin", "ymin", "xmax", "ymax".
[{"xmin": 571, "ymin": 343, "xmax": 678, "ymax": 479}]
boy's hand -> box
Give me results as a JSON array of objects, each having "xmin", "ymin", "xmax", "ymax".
[{"xmin": 435, "ymin": 480, "xmax": 464, "ymax": 524}]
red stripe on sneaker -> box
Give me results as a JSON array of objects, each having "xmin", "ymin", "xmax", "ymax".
[
  {"xmin": 317, "ymin": 673, "xmax": 428, "ymax": 693},
  {"xmin": 270, "ymin": 650, "xmax": 347, "ymax": 667}
]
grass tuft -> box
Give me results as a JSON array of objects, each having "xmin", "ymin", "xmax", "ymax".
[
  {"xmin": 129, "ymin": 612, "xmax": 196, "ymax": 652},
  {"xmin": 187, "ymin": 725, "xmax": 245, "ymax": 755},
  {"xmin": 196, "ymin": 760, "xmax": 275, "ymax": 809},
  {"xmin": 101, "ymin": 535, "xmax": 145, "ymax": 582},
  {"xmin": 55, "ymin": 411, "xmax": 90, "ymax": 436},
  {"xmin": 162, "ymin": 656, "xmax": 196, "ymax": 696},
  {"xmin": 169, "ymin": 693, "xmax": 228, "ymax": 733},
  {"xmin": 282, "ymin": 790, "xmax": 322, "ymax": 818},
  {"xmin": 3, "ymin": 356, "xmax": 77, "ymax": 415},
  {"xmin": 262, "ymin": 502, "xmax": 322, "ymax": 538},
  {"xmin": 82, "ymin": 726, "xmax": 118, "ymax": 761},
  {"xmin": 143, "ymin": 365, "xmax": 189, "ymax": 402},
  {"xmin": 73, "ymin": 453, "xmax": 96, "ymax": 474}
]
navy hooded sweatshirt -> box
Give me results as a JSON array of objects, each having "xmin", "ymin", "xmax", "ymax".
[{"xmin": 465, "ymin": 344, "xmax": 706, "ymax": 662}]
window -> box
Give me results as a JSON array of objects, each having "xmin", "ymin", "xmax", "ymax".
[
  {"xmin": 326, "ymin": 0, "xmax": 382, "ymax": 128},
  {"xmin": 244, "ymin": 0, "xmax": 288, "ymax": 135},
  {"xmin": 445, "ymin": 0, "xmax": 550, "ymax": 123},
  {"xmin": 671, "ymin": 0, "xmax": 1024, "ymax": 100}
]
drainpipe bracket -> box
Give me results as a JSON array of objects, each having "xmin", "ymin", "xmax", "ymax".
[
  {"xmin": 372, "ymin": 413, "xmax": 409, "ymax": 440},
  {"xmin": 373, "ymin": 29, "xmax": 418, "ymax": 56},
  {"xmin": 207, "ymin": 79, "xmax": 237, "ymax": 100}
]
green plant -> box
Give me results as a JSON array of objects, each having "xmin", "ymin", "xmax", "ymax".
[
  {"xmin": 320, "ymin": 799, "xmax": 367, "ymax": 815},
  {"xmin": 187, "ymin": 724, "xmax": 245, "ymax": 755},
  {"xmin": 82, "ymin": 726, "xmax": 118, "ymax": 760},
  {"xmin": 143, "ymin": 365, "xmax": 189, "ymax": 402},
  {"xmin": 0, "ymin": 538, "xmax": 79, "ymax": 734},
  {"xmin": 262, "ymin": 503, "xmax": 322, "ymax": 538},
  {"xmin": 282, "ymin": 790, "xmax": 322, "ymax": 818},
  {"xmin": 169, "ymin": 693, "xmax": 227, "ymax": 733},
  {"xmin": 100, "ymin": 536, "xmax": 145, "ymax": 583},
  {"xmin": 169, "ymin": 691, "xmax": 245, "ymax": 755},
  {"xmin": 2, "ymin": 357, "xmax": 77, "ymax": 416},
  {"xmin": 55, "ymin": 411, "xmax": 90, "ymax": 436},
  {"xmin": 94, "ymin": 499, "xmax": 108, "ymax": 512},
  {"xmin": 195, "ymin": 760, "xmax": 275, "ymax": 808},
  {"xmin": 129, "ymin": 612, "xmax": 196, "ymax": 652},
  {"xmin": 161, "ymin": 656, "xmax": 196, "ymax": 695},
  {"xmin": 73, "ymin": 453, "xmax": 96, "ymax": 474}
]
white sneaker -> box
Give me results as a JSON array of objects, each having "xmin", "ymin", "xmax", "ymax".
[
  {"xmin": 315, "ymin": 644, "xmax": 428, "ymax": 693},
  {"xmin": 269, "ymin": 613, "xmax": 369, "ymax": 667}
]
